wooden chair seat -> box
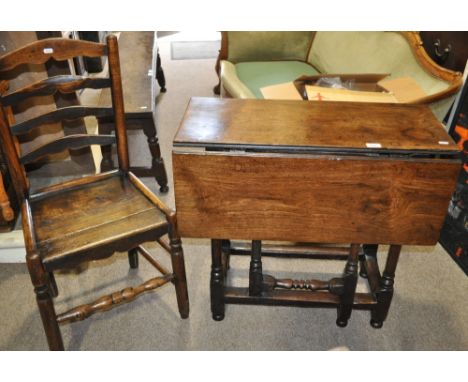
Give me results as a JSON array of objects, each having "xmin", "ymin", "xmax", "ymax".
[{"xmin": 31, "ymin": 172, "xmax": 168, "ymax": 271}]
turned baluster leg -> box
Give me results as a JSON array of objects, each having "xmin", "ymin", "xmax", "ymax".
[
  {"xmin": 360, "ymin": 244, "xmax": 378, "ymax": 278},
  {"xmin": 249, "ymin": 240, "xmax": 263, "ymax": 296},
  {"xmin": 0, "ymin": 172, "xmax": 14, "ymax": 222},
  {"xmin": 168, "ymin": 225, "xmax": 189, "ymax": 319},
  {"xmin": 336, "ymin": 243, "xmax": 360, "ymax": 327},
  {"xmin": 211, "ymin": 239, "xmax": 225, "ymax": 321},
  {"xmin": 141, "ymin": 121, "xmax": 168, "ymax": 193},
  {"xmin": 98, "ymin": 120, "xmax": 115, "ymax": 172},
  {"xmin": 371, "ymin": 244, "xmax": 401, "ymax": 328},
  {"xmin": 128, "ymin": 248, "xmax": 139, "ymax": 269},
  {"xmin": 27, "ymin": 253, "xmax": 63, "ymax": 350}
]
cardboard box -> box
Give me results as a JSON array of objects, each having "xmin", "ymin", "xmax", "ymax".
[
  {"xmin": 294, "ymin": 73, "xmax": 390, "ymax": 96},
  {"xmin": 260, "ymin": 74, "xmax": 426, "ymax": 104},
  {"xmin": 305, "ymin": 85, "xmax": 398, "ymax": 103},
  {"xmin": 260, "ymin": 82, "xmax": 303, "ymax": 100},
  {"xmin": 377, "ymin": 77, "xmax": 427, "ymax": 103}
]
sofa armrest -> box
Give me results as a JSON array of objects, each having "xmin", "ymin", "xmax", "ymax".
[{"xmin": 220, "ymin": 61, "xmax": 256, "ymax": 98}]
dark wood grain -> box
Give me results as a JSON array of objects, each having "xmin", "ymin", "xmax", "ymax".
[
  {"xmin": 174, "ymin": 97, "xmax": 459, "ymax": 154},
  {"xmin": 224, "ymin": 287, "xmax": 376, "ymax": 308},
  {"xmin": 30, "ymin": 175, "xmax": 168, "ymax": 268},
  {"xmin": 32, "ymin": 169, "xmax": 119, "ymax": 201},
  {"xmin": 173, "ymin": 151, "xmax": 459, "ymax": 245},
  {"xmin": 210, "ymin": 239, "xmax": 225, "ymax": 320},
  {"xmin": 420, "ymin": 32, "xmax": 468, "ymax": 73},
  {"xmin": 11, "ymin": 106, "xmax": 114, "ymax": 136},
  {"xmin": 128, "ymin": 171, "xmax": 173, "ymax": 218},
  {"xmin": 32, "ymin": 175, "xmax": 159, "ymax": 240},
  {"xmin": 1, "ymin": 75, "xmax": 111, "ymax": 107},
  {"xmin": 228, "ymin": 241, "xmax": 350, "ymax": 259},
  {"xmin": 20, "ymin": 134, "xmax": 116, "ymax": 165},
  {"xmin": 107, "ymin": 34, "xmax": 129, "ymax": 172},
  {"xmin": 36, "ymin": 32, "xmax": 94, "ymax": 170},
  {"xmin": 168, "ymin": 231, "xmax": 190, "ymax": 319},
  {"xmin": 0, "ymin": 34, "xmax": 189, "ymax": 350},
  {"xmin": 336, "ymin": 243, "xmax": 360, "ymax": 327},
  {"xmin": 249, "ymin": 240, "xmax": 263, "ymax": 296},
  {"xmin": 0, "ymin": 38, "xmax": 106, "ymax": 72},
  {"xmin": 174, "ymin": 96, "xmax": 460, "ymax": 327},
  {"xmin": 56, "ymin": 274, "xmax": 173, "ymax": 324},
  {"xmin": 20, "ymin": 199, "xmax": 37, "ymax": 252},
  {"xmin": 370, "ymin": 245, "xmax": 402, "ymax": 328}
]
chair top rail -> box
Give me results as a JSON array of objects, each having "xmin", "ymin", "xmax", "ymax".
[{"xmin": 0, "ymin": 38, "xmax": 107, "ymax": 72}]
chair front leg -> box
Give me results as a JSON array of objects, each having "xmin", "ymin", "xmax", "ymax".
[
  {"xmin": 27, "ymin": 253, "xmax": 64, "ymax": 350},
  {"xmin": 168, "ymin": 221, "xmax": 189, "ymax": 319}
]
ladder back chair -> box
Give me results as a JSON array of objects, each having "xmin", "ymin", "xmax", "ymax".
[{"xmin": 0, "ymin": 34, "xmax": 189, "ymax": 350}]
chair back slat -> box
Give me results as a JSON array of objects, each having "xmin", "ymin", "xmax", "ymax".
[
  {"xmin": 1, "ymin": 75, "xmax": 111, "ymax": 107},
  {"xmin": 11, "ymin": 106, "xmax": 114, "ymax": 136},
  {"xmin": 0, "ymin": 33, "xmax": 130, "ymax": 201},
  {"xmin": 0, "ymin": 38, "xmax": 107, "ymax": 72},
  {"xmin": 19, "ymin": 134, "xmax": 116, "ymax": 165}
]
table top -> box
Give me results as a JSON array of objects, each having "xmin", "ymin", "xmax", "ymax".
[{"xmin": 174, "ymin": 97, "xmax": 459, "ymax": 155}]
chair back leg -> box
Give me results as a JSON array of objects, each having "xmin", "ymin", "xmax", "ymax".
[
  {"xmin": 48, "ymin": 272, "xmax": 59, "ymax": 297},
  {"xmin": 128, "ymin": 248, "xmax": 139, "ymax": 269}
]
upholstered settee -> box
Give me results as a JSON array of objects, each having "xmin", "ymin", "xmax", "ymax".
[{"xmin": 214, "ymin": 32, "xmax": 463, "ymax": 121}]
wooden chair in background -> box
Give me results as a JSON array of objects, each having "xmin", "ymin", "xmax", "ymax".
[
  {"xmin": 0, "ymin": 80, "xmax": 16, "ymax": 226},
  {"xmin": 0, "ymin": 35, "xmax": 189, "ymax": 350}
]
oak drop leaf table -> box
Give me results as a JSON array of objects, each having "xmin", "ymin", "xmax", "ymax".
[{"xmin": 173, "ymin": 97, "xmax": 460, "ymax": 328}]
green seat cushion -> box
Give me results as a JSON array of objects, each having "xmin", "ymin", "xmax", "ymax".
[{"xmin": 235, "ymin": 61, "xmax": 320, "ymax": 98}]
